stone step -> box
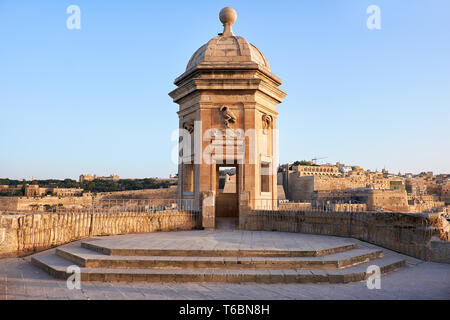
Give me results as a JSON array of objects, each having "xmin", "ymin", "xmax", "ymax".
[
  {"xmin": 31, "ymin": 253, "xmax": 405, "ymax": 284},
  {"xmin": 56, "ymin": 245, "xmax": 383, "ymax": 270},
  {"xmin": 80, "ymin": 241, "xmax": 358, "ymax": 257}
]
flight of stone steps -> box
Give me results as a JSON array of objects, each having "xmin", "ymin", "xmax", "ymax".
[{"xmin": 31, "ymin": 239, "xmax": 405, "ymax": 284}]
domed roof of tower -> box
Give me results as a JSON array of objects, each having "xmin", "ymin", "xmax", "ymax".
[{"xmin": 185, "ymin": 7, "xmax": 271, "ymax": 72}]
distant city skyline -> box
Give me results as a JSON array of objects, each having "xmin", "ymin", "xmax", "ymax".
[
  {"xmin": 1, "ymin": 159, "xmax": 447, "ymax": 181},
  {"xmin": 1, "ymin": 0, "xmax": 449, "ymax": 180}
]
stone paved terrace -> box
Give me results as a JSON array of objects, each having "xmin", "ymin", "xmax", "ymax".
[
  {"xmin": 80, "ymin": 230, "xmax": 358, "ymax": 253},
  {"xmin": 0, "ymin": 230, "xmax": 449, "ymax": 300}
]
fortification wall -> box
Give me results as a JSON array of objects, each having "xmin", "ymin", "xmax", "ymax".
[
  {"xmin": 97, "ymin": 186, "xmax": 178, "ymax": 202},
  {"xmin": 18, "ymin": 195, "xmax": 93, "ymax": 211},
  {"xmin": 287, "ymin": 176, "xmax": 314, "ymax": 202},
  {"xmin": 0, "ymin": 187, "xmax": 178, "ymax": 213},
  {"xmin": 368, "ymin": 190, "xmax": 409, "ymax": 212},
  {"xmin": 0, "ymin": 197, "xmax": 18, "ymax": 212},
  {"xmin": 409, "ymin": 201, "xmax": 446, "ymax": 213},
  {"xmin": 287, "ymin": 175, "xmax": 368, "ymax": 202},
  {"xmin": 0, "ymin": 195, "xmax": 92, "ymax": 212}
]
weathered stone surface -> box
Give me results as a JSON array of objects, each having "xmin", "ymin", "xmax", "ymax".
[
  {"xmin": 430, "ymin": 241, "xmax": 450, "ymax": 264},
  {"xmin": 239, "ymin": 203, "xmax": 450, "ymax": 263},
  {"xmin": 1, "ymin": 230, "xmax": 448, "ymax": 300},
  {"xmin": 169, "ymin": 8, "xmax": 286, "ymax": 224},
  {"xmin": 0, "ymin": 210, "xmax": 201, "ymax": 258},
  {"xmin": 30, "ymin": 230, "xmax": 405, "ymax": 284}
]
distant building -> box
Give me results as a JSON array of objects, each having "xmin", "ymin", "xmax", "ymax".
[
  {"xmin": 292, "ymin": 165, "xmax": 340, "ymax": 177},
  {"xmin": 441, "ymin": 183, "xmax": 450, "ymax": 205},
  {"xmin": 79, "ymin": 174, "xmax": 94, "ymax": 183},
  {"xmin": 79, "ymin": 174, "xmax": 120, "ymax": 183},
  {"xmin": 389, "ymin": 179, "xmax": 406, "ymax": 191},
  {"xmin": 52, "ymin": 187, "xmax": 83, "ymax": 197},
  {"xmin": 24, "ymin": 185, "xmax": 44, "ymax": 197},
  {"xmin": 0, "ymin": 185, "xmax": 21, "ymax": 195},
  {"xmin": 339, "ymin": 166, "xmax": 353, "ymax": 175},
  {"xmin": 24, "ymin": 185, "xmax": 83, "ymax": 197}
]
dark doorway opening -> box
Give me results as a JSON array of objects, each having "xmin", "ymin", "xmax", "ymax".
[{"xmin": 215, "ymin": 164, "xmax": 239, "ymax": 229}]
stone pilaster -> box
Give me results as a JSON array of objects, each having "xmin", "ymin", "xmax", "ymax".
[{"xmin": 201, "ymin": 191, "xmax": 216, "ymax": 229}]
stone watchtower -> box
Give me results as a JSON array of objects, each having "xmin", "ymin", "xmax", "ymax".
[{"xmin": 169, "ymin": 7, "xmax": 286, "ymax": 228}]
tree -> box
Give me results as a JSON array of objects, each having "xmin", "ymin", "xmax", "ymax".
[
  {"xmin": 21, "ymin": 179, "xmax": 27, "ymax": 196},
  {"xmin": 292, "ymin": 160, "xmax": 318, "ymax": 167}
]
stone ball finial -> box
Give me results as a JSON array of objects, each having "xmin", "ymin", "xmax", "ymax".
[
  {"xmin": 219, "ymin": 7, "xmax": 237, "ymax": 36},
  {"xmin": 219, "ymin": 7, "xmax": 237, "ymax": 25}
]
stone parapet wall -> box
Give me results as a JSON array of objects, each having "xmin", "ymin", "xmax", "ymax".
[
  {"xmin": 430, "ymin": 241, "xmax": 450, "ymax": 264},
  {"xmin": 0, "ymin": 210, "xmax": 201, "ymax": 258},
  {"xmin": 240, "ymin": 209, "xmax": 449, "ymax": 263}
]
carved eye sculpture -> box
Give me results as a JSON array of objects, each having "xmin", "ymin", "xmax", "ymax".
[
  {"xmin": 220, "ymin": 105, "xmax": 237, "ymax": 128},
  {"xmin": 262, "ymin": 114, "xmax": 272, "ymax": 130},
  {"xmin": 183, "ymin": 119, "xmax": 195, "ymax": 134}
]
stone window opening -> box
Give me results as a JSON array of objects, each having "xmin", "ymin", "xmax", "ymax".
[
  {"xmin": 261, "ymin": 162, "xmax": 271, "ymax": 193},
  {"xmin": 183, "ymin": 164, "xmax": 194, "ymax": 193}
]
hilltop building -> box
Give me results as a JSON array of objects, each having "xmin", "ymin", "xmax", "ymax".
[{"xmin": 79, "ymin": 174, "xmax": 120, "ymax": 183}]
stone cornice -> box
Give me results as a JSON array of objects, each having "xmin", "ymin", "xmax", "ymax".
[
  {"xmin": 174, "ymin": 62, "xmax": 281, "ymax": 85},
  {"xmin": 169, "ymin": 77, "xmax": 286, "ymax": 104}
]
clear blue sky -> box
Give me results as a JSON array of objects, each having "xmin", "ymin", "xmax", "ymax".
[{"xmin": 1, "ymin": 0, "xmax": 449, "ymax": 180}]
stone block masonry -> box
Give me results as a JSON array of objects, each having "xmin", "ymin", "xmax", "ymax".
[
  {"xmin": 0, "ymin": 210, "xmax": 201, "ymax": 258},
  {"xmin": 0, "ymin": 195, "xmax": 92, "ymax": 212},
  {"xmin": 240, "ymin": 206, "xmax": 450, "ymax": 263},
  {"xmin": 430, "ymin": 240, "xmax": 450, "ymax": 264}
]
